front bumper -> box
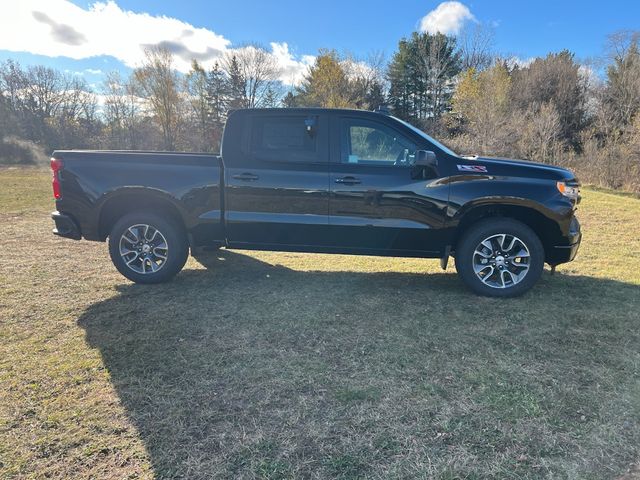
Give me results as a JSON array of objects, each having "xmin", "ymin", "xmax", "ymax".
[
  {"xmin": 51, "ymin": 211, "xmax": 81, "ymax": 240},
  {"xmin": 548, "ymin": 215, "xmax": 581, "ymax": 265}
]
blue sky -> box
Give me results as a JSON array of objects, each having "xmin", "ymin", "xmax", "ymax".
[
  {"xmin": 127, "ymin": 0, "xmax": 637, "ymax": 59},
  {"xmin": 1, "ymin": 0, "xmax": 639, "ymax": 87}
]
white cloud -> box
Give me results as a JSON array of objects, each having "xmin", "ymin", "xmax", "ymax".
[
  {"xmin": 269, "ymin": 42, "xmax": 315, "ymax": 85},
  {"xmin": 506, "ymin": 56, "xmax": 536, "ymax": 69},
  {"xmin": 419, "ymin": 1, "xmax": 476, "ymax": 36},
  {"xmin": 1, "ymin": 0, "xmax": 312, "ymax": 84},
  {"xmin": 64, "ymin": 68, "xmax": 104, "ymax": 76},
  {"xmin": 341, "ymin": 59, "xmax": 379, "ymax": 82}
]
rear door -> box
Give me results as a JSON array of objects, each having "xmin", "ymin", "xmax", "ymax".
[
  {"xmin": 225, "ymin": 112, "xmax": 330, "ymax": 247},
  {"xmin": 328, "ymin": 114, "xmax": 450, "ymax": 255}
]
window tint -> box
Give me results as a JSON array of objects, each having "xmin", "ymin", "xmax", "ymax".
[
  {"xmin": 343, "ymin": 120, "xmax": 417, "ymax": 166},
  {"xmin": 251, "ymin": 115, "xmax": 317, "ymax": 162}
]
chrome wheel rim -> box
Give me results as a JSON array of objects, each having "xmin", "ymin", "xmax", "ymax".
[
  {"xmin": 472, "ymin": 234, "xmax": 530, "ymax": 289},
  {"xmin": 119, "ymin": 224, "xmax": 168, "ymax": 274}
]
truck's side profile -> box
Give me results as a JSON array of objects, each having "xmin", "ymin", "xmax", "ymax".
[{"xmin": 51, "ymin": 108, "xmax": 582, "ymax": 297}]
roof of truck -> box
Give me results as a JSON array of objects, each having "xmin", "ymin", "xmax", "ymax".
[{"xmin": 229, "ymin": 107, "xmax": 391, "ymax": 116}]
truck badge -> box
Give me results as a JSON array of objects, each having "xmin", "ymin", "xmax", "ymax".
[{"xmin": 457, "ymin": 165, "xmax": 488, "ymax": 173}]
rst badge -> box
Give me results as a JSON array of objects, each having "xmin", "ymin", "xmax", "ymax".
[{"xmin": 457, "ymin": 164, "xmax": 488, "ymax": 173}]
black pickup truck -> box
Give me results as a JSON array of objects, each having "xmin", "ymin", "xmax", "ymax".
[{"xmin": 51, "ymin": 108, "xmax": 581, "ymax": 297}]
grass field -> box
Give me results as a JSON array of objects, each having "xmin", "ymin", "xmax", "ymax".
[{"xmin": 1, "ymin": 167, "xmax": 639, "ymax": 479}]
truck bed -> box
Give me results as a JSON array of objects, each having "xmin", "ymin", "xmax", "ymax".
[{"xmin": 52, "ymin": 150, "xmax": 224, "ymax": 246}]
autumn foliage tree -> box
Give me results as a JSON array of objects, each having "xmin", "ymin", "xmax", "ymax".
[
  {"xmin": 294, "ymin": 50, "xmax": 354, "ymax": 108},
  {"xmin": 1, "ymin": 27, "xmax": 640, "ymax": 192},
  {"xmin": 450, "ymin": 63, "xmax": 512, "ymax": 154},
  {"xmin": 289, "ymin": 50, "xmax": 384, "ymax": 109}
]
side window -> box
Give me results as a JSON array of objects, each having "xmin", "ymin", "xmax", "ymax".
[
  {"xmin": 342, "ymin": 120, "xmax": 417, "ymax": 166},
  {"xmin": 250, "ymin": 115, "xmax": 318, "ymax": 163}
]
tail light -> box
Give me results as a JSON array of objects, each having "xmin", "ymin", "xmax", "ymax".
[{"xmin": 51, "ymin": 157, "xmax": 63, "ymax": 199}]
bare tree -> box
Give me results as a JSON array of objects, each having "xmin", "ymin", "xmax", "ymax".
[
  {"xmin": 343, "ymin": 51, "xmax": 387, "ymax": 109},
  {"xmin": 510, "ymin": 51, "xmax": 587, "ymax": 148},
  {"xmin": 606, "ymin": 30, "xmax": 640, "ymax": 61},
  {"xmin": 458, "ymin": 24, "xmax": 495, "ymax": 71},
  {"xmin": 0, "ymin": 60, "xmax": 27, "ymax": 114},
  {"xmin": 59, "ymin": 77, "xmax": 88, "ymax": 121},
  {"xmin": 517, "ymin": 102, "xmax": 563, "ymax": 162},
  {"xmin": 134, "ymin": 47, "xmax": 183, "ymax": 150},
  {"xmin": 0, "ymin": 60, "xmax": 28, "ymax": 138},
  {"xmin": 103, "ymin": 71, "xmax": 142, "ymax": 149},
  {"xmin": 603, "ymin": 31, "xmax": 640, "ymax": 130},
  {"xmin": 223, "ymin": 45, "xmax": 281, "ymax": 108},
  {"xmin": 104, "ymin": 72, "xmax": 128, "ymax": 131},
  {"xmin": 185, "ymin": 60, "xmax": 210, "ymax": 151},
  {"xmin": 413, "ymin": 33, "xmax": 461, "ymax": 122},
  {"xmin": 22, "ymin": 65, "xmax": 66, "ymax": 120}
]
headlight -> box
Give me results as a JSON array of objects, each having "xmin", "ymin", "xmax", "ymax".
[{"xmin": 557, "ymin": 181, "xmax": 580, "ymax": 201}]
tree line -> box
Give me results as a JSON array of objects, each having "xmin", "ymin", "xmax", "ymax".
[{"xmin": 1, "ymin": 30, "xmax": 639, "ymax": 192}]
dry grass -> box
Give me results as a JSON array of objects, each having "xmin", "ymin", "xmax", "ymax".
[{"xmin": 1, "ymin": 167, "xmax": 639, "ymax": 479}]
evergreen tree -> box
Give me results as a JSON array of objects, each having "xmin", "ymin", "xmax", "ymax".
[
  {"xmin": 226, "ymin": 55, "xmax": 247, "ymax": 110},
  {"xmin": 262, "ymin": 86, "xmax": 279, "ymax": 108},
  {"xmin": 387, "ymin": 40, "xmax": 414, "ymax": 120},
  {"xmin": 364, "ymin": 79, "xmax": 386, "ymax": 111},
  {"xmin": 281, "ymin": 91, "xmax": 298, "ymax": 108},
  {"xmin": 205, "ymin": 62, "xmax": 230, "ymax": 149},
  {"xmin": 388, "ymin": 32, "xmax": 461, "ymax": 124}
]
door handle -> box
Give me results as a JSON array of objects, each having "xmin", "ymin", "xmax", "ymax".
[
  {"xmin": 232, "ymin": 172, "xmax": 259, "ymax": 181},
  {"xmin": 335, "ymin": 176, "xmax": 361, "ymax": 185}
]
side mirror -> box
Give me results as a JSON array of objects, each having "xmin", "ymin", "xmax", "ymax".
[{"xmin": 415, "ymin": 150, "xmax": 438, "ymax": 167}]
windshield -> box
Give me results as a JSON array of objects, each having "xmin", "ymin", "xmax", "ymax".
[{"xmin": 393, "ymin": 116, "xmax": 458, "ymax": 157}]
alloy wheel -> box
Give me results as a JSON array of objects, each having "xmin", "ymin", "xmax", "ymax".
[
  {"xmin": 118, "ymin": 224, "xmax": 169, "ymax": 274},
  {"xmin": 472, "ymin": 233, "xmax": 531, "ymax": 289}
]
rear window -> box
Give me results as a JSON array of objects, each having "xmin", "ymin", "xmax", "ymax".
[{"xmin": 250, "ymin": 115, "xmax": 318, "ymax": 162}]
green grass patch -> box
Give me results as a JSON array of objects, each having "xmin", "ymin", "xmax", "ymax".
[
  {"xmin": 0, "ymin": 166, "xmax": 51, "ymax": 214},
  {"xmin": 335, "ymin": 386, "xmax": 382, "ymax": 404},
  {"xmin": 1, "ymin": 168, "xmax": 639, "ymax": 478}
]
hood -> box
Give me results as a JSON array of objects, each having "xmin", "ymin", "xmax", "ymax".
[{"xmin": 460, "ymin": 155, "xmax": 578, "ymax": 182}]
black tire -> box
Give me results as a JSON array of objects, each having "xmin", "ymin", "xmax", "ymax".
[
  {"xmin": 454, "ymin": 218, "xmax": 544, "ymax": 297},
  {"xmin": 108, "ymin": 212, "xmax": 189, "ymax": 284}
]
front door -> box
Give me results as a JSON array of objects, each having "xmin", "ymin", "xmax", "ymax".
[
  {"xmin": 328, "ymin": 115, "xmax": 450, "ymax": 255},
  {"xmin": 225, "ymin": 112, "xmax": 330, "ymax": 248}
]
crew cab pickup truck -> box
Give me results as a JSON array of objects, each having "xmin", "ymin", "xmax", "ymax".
[{"xmin": 50, "ymin": 108, "xmax": 581, "ymax": 297}]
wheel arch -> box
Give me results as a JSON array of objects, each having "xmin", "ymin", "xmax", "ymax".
[
  {"xmin": 452, "ymin": 202, "xmax": 562, "ymax": 262},
  {"xmin": 97, "ymin": 189, "xmax": 187, "ymax": 241}
]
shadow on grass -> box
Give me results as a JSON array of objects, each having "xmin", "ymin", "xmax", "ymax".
[{"xmin": 78, "ymin": 250, "xmax": 640, "ymax": 479}]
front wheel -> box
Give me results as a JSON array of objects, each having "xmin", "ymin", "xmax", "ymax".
[
  {"xmin": 108, "ymin": 212, "xmax": 189, "ymax": 284},
  {"xmin": 455, "ymin": 218, "xmax": 544, "ymax": 297}
]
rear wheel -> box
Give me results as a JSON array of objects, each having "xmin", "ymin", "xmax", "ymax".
[
  {"xmin": 108, "ymin": 212, "xmax": 188, "ymax": 284},
  {"xmin": 455, "ymin": 218, "xmax": 544, "ymax": 297}
]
